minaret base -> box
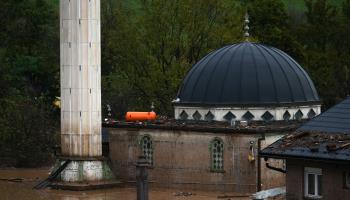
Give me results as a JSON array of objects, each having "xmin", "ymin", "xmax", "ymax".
[{"xmin": 50, "ymin": 158, "xmax": 120, "ymax": 190}]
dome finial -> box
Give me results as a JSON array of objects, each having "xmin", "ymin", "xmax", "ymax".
[{"xmin": 244, "ymin": 11, "xmax": 250, "ymax": 41}]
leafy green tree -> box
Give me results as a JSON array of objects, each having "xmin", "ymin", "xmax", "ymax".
[
  {"xmin": 304, "ymin": 0, "xmax": 338, "ymax": 51},
  {"xmin": 248, "ymin": 0, "xmax": 304, "ymax": 60},
  {"xmin": 101, "ymin": 0, "xmax": 242, "ymax": 116},
  {"xmin": 299, "ymin": 0, "xmax": 350, "ymax": 107},
  {"xmin": 0, "ymin": 0, "xmax": 59, "ymax": 167}
]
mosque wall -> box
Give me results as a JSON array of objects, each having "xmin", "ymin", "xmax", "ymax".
[{"xmin": 108, "ymin": 127, "xmax": 287, "ymax": 193}]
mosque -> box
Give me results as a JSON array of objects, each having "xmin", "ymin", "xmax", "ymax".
[
  {"xmin": 55, "ymin": 0, "xmax": 321, "ymax": 194},
  {"xmin": 104, "ymin": 15, "xmax": 321, "ymax": 194}
]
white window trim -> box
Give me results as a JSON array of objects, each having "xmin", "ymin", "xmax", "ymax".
[
  {"xmin": 345, "ymin": 172, "xmax": 350, "ymax": 188},
  {"xmin": 304, "ymin": 167, "xmax": 322, "ymax": 199}
]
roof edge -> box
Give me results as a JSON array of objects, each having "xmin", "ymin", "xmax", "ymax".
[
  {"xmin": 173, "ymin": 101, "xmax": 322, "ymax": 107},
  {"xmin": 259, "ymin": 151, "xmax": 350, "ymax": 163}
]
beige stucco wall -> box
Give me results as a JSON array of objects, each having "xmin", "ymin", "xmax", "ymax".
[{"xmin": 260, "ymin": 134, "xmax": 286, "ymax": 190}]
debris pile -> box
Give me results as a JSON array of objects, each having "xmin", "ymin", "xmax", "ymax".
[{"xmin": 262, "ymin": 130, "xmax": 350, "ymax": 161}]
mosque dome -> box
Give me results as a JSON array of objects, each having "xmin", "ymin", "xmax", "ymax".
[
  {"xmin": 174, "ymin": 42, "xmax": 321, "ymax": 122},
  {"xmin": 177, "ymin": 42, "xmax": 319, "ymax": 106}
]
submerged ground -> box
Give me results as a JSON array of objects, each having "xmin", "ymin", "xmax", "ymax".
[{"xmin": 0, "ymin": 168, "xmax": 249, "ymax": 200}]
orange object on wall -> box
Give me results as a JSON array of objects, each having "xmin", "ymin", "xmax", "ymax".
[{"xmin": 125, "ymin": 112, "xmax": 157, "ymax": 121}]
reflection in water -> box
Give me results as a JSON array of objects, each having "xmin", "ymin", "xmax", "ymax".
[
  {"xmin": 0, "ymin": 169, "xmax": 249, "ymax": 200},
  {"xmin": 61, "ymin": 196, "xmax": 105, "ymax": 200}
]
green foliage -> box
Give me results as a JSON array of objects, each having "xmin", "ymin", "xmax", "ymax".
[
  {"xmin": 298, "ymin": 0, "xmax": 350, "ymax": 107},
  {"xmin": 101, "ymin": 0, "xmax": 242, "ymax": 116},
  {"xmin": 248, "ymin": 0, "xmax": 304, "ymax": 59},
  {"xmin": 0, "ymin": 0, "xmax": 59, "ymax": 167},
  {"xmin": 0, "ymin": 96, "xmax": 58, "ymax": 167}
]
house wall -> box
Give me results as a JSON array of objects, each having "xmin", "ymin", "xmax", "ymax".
[
  {"xmin": 108, "ymin": 127, "xmax": 286, "ymax": 193},
  {"xmin": 286, "ymin": 159, "xmax": 350, "ymax": 200},
  {"xmin": 260, "ymin": 134, "xmax": 286, "ymax": 190}
]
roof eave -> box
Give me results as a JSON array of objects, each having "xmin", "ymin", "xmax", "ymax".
[
  {"xmin": 259, "ymin": 151, "xmax": 350, "ymax": 164},
  {"xmin": 173, "ymin": 101, "xmax": 322, "ymax": 108}
]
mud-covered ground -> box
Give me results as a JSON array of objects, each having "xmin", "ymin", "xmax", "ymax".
[{"xmin": 0, "ymin": 168, "xmax": 250, "ymax": 200}]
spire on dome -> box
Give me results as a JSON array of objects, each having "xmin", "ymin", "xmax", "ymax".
[{"xmin": 244, "ymin": 11, "xmax": 250, "ymax": 41}]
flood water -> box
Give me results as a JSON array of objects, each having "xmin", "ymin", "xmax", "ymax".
[{"xmin": 0, "ymin": 168, "xmax": 250, "ymax": 200}]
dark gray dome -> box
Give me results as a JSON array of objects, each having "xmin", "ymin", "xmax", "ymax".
[{"xmin": 176, "ymin": 42, "xmax": 320, "ymax": 106}]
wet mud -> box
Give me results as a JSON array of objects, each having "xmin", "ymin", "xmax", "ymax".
[{"xmin": 0, "ymin": 168, "xmax": 249, "ymax": 200}]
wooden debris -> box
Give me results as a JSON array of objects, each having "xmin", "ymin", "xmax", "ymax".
[{"xmin": 285, "ymin": 131, "xmax": 309, "ymax": 140}]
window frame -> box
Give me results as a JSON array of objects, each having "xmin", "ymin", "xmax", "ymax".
[
  {"xmin": 304, "ymin": 167, "xmax": 322, "ymax": 199},
  {"xmin": 210, "ymin": 138, "xmax": 224, "ymax": 173},
  {"xmin": 140, "ymin": 135, "xmax": 153, "ymax": 166},
  {"xmin": 345, "ymin": 172, "xmax": 350, "ymax": 189}
]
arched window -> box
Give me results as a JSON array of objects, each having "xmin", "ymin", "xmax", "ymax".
[
  {"xmin": 140, "ymin": 135, "xmax": 153, "ymax": 165},
  {"xmin": 308, "ymin": 109, "xmax": 316, "ymax": 119},
  {"xmin": 295, "ymin": 109, "xmax": 304, "ymax": 120},
  {"xmin": 210, "ymin": 138, "xmax": 224, "ymax": 172},
  {"xmin": 283, "ymin": 111, "xmax": 291, "ymax": 121}
]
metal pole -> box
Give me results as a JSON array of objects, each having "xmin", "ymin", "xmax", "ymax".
[{"xmin": 136, "ymin": 156, "xmax": 149, "ymax": 200}]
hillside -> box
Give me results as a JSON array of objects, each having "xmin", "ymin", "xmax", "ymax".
[{"xmin": 283, "ymin": 0, "xmax": 345, "ymax": 11}]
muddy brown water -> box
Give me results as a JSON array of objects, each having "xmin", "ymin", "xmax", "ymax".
[{"xmin": 0, "ymin": 168, "xmax": 249, "ymax": 200}]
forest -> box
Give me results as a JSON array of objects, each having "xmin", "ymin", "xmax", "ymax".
[{"xmin": 0, "ymin": 0, "xmax": 350, "ymax": 167}]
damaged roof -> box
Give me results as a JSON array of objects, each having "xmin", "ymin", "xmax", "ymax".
[
  {"xmin": 260, "ymin": 97, "xmax": 350, "ymax": 162},
  {"xmin": 260, "ymin": 131, "xmax": 350, "ymax": 162},
  {"xmin": 104, "ymin": 119, "xmax": 302, "ymax": 134}
]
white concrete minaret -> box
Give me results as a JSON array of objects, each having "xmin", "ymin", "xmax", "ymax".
[{"xmin": 60, "ymin": 0, "xmax": 105, "ymax": 182}]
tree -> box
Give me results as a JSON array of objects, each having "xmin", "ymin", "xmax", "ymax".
[
  {"xmin": 299, "ymin": 0, "xmax": 350, "ymax": 107},
  {"xmin": 101, "ymin": 0, "xmax": 243, "ymax": 116},
  {"xmin": 0, "ymin": 0, "xmax": 59, "ymax": 167},
  {"xmin": 248, "ymin": 0, "xmax": 304, "ymax": 60}
]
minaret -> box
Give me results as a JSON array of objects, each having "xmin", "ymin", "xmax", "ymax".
[{"xmin": 60, "ymin": 0, "xmax": 107, "ymax": 182}]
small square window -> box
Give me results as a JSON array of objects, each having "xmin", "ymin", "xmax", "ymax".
[
  {"xmin": 192, "ymin": 111, "xmax": 202, "ymax": 121},
  {"xmin": 179, "ymin": 110, "xmax": 188, "ymax": 120},
  {"xmin": 205, "ymin": 111, "xmax": 215, "ymax": 122},
  {"xmin": 345, "ymin": 172, "xmax": 350, "ymax": 188},
  {"xmin": 304, "ymin": 167, "xmax": 322, "ymax": 198},
  {"xmin": 261, "ymin": 111, "xmax": 274, "ymax": 121},
  {"xmin": 242, "ymin": 111, "xmax": 254, "ymax": 121},
  {"xmin": 224, "ymin": 111, "xmax": 236, "ymax": 121}
]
